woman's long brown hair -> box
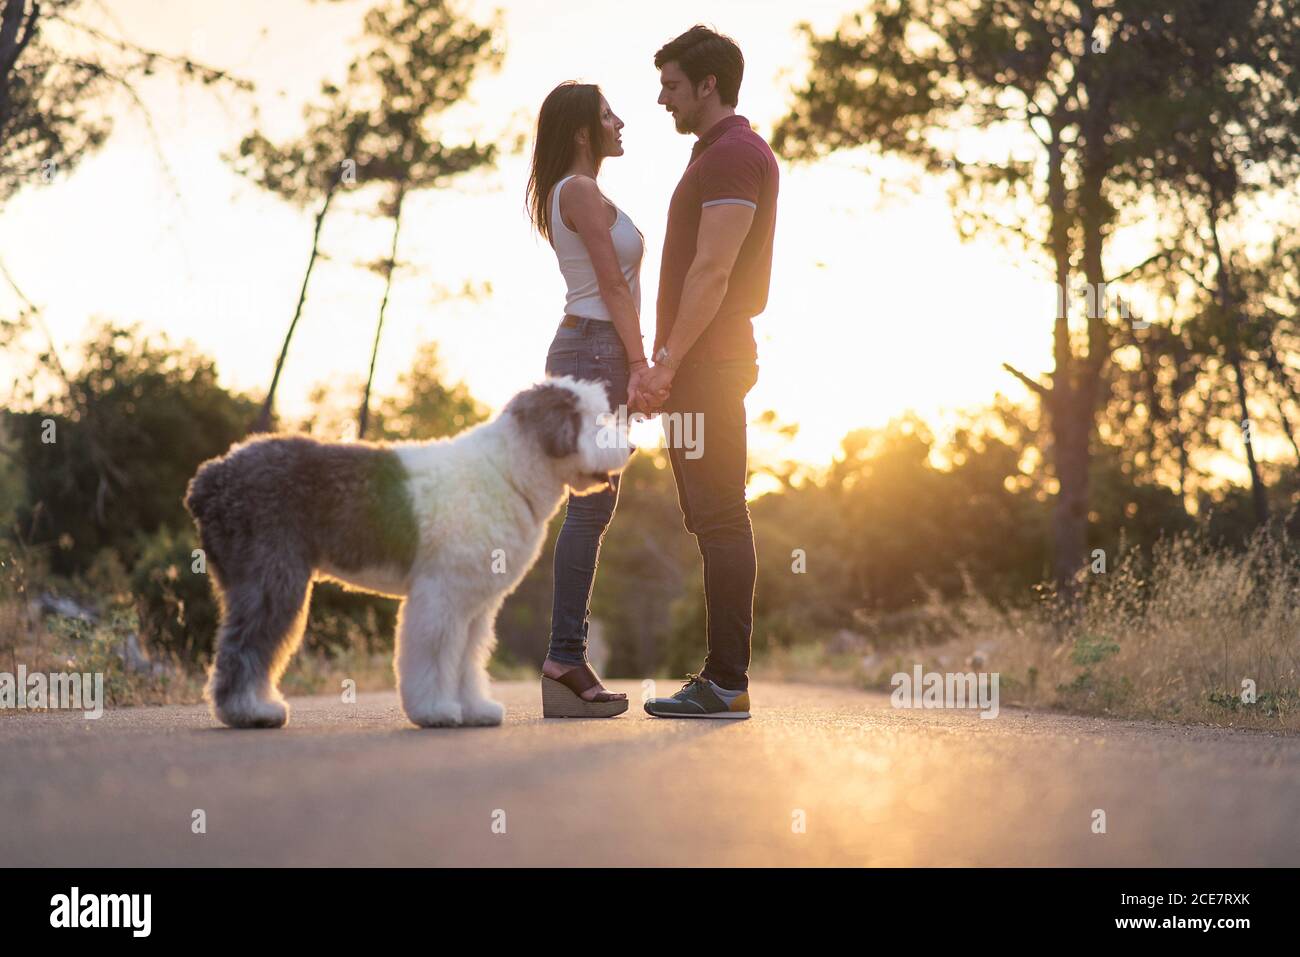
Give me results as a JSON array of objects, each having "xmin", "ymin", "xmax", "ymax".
[{"xmin": 526, "ymin": 82, "xmax": 604, "ymax": 245}]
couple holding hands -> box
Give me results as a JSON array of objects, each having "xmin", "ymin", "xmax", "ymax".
[{"xmin": 524, "ymin": 25, "xmax": 779, "ymax": 719}]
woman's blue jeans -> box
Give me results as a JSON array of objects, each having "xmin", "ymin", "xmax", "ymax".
[{"xmin": 544, "ymin": 317, "xmax": 630, "ymax": 664}]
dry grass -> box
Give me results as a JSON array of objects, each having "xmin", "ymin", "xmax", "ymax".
[
  {"xmin": 8, "ymin": 530, "xmax": 1298, "ymax": 732},
  {"xmin": 1, "ymin": 596, "xmax": 543, "ymax": 712},
  {"xmin": 1, "ymin": 604, "xmax": 205, "ymax": 708},
  {"xmin": 760, "ymin": 532, "xmax": 1300, "ymax": 733}
]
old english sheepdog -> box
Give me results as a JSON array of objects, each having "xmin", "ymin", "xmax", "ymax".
[{"xmin": 183, "ymin": 376, "xmax": 630, "ymax": 729}]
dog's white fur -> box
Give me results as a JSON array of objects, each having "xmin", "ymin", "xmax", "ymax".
[{"xmin": 381, "ymin": 377, "xmax": 629, "ymax": 728}]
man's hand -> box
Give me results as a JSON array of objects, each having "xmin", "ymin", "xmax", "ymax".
[{"xmin": 638, "ymin": 362, "xmax": 675, "ymax": 413}]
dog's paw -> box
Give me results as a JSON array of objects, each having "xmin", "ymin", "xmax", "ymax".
[
  {"xmin": 461, "ymin": 697, "xmax": 506, "ymax": 727},
  {"xmin": 214, "ymin": 696, "xmax": 289, "ymax": 730},
  {"xmin": 407, "ymin": 699, "xmax": 463, "ymax": 728}
]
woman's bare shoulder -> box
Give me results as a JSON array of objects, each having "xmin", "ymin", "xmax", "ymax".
[{"xmin": 558, "ymin": 175, "xmax": 614, "ymax": 228}]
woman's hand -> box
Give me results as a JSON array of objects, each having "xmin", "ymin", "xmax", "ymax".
[{"xmin": 627, "ymin": 364, "xmax": 651, "ymax": 414}]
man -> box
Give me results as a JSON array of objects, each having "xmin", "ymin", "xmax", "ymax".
[{"xmin": 638, "ymin": 25, "xmax": 779, "ymax": 719}]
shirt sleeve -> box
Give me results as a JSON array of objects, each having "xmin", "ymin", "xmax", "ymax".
[{"xmin": 697, "ymin": 141, "xmax": 765, "ymax": 210}]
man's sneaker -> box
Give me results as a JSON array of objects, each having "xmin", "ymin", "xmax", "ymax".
[{"xmin": 643, "ymin": 674, "xmax": 750, "ymax": 719}]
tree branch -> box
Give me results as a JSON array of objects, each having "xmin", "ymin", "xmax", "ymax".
[
  {"xmin": 1002, "ymin": 362, "xmax": 1051, "ymax": 398},
  {"xmin": 1105, "ymin": 247, "xmax": 1176, "ymax": 285},
  {"xmin": 52, "ymin": 15, "xmax": 252, "ymax": 90}
]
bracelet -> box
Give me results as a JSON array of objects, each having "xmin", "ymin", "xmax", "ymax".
[{"xmin": 629, "ymin": 357, "xmax": 649, "ymax": 369}]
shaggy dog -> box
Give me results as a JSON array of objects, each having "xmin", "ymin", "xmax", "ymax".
[{"xmin": 183, "ymin": 376, "xmax": 630, "ymax": 729}]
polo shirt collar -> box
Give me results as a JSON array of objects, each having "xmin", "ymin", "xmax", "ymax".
[{"xmin": 691, "ymin": 115, "xmax": 749, "ymax": 158}]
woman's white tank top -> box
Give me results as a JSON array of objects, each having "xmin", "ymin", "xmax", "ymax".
[{"xmin": 549, "ymin": 174, "xmax": 643, "ymax": 321}]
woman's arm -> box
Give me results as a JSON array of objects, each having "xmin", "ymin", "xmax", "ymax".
[{"xmin": 560, "ymin": 176, "xmax": 647, "ymax": 370}]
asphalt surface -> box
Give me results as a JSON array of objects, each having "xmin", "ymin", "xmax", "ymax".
[{"xmin": 1, "ymin": 681, "xmax": 1297, "ymax": 866}]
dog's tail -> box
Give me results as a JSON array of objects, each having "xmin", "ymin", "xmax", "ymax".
[
  {"xmin": 184, "ymin": 455, "xmax": 236, "ymax": 589},
  {"xmin": 183, "ymin": 457, "xmax": 224, "ymax": 525}
]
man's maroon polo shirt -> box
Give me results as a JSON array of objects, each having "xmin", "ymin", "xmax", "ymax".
[{"xmin": 655, "ymin": 114, "xmax": 779, "ymax": 363}]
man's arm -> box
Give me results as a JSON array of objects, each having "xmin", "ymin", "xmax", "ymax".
[
  {"xmin": 663, "ymin": 202, "xmax": 754, "ymax": 361},
  {"xmin": 641, "ymin": 203, "xmax": 753, "ymax": 404}
]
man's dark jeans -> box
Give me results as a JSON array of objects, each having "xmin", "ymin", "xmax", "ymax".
[
  {"xmin": 543, "ymin": 317, "xmax": 629, "ymax": 665},
  {"xmin": 664, "ymin": 358, "xmax": 759, "ymax": 691}
]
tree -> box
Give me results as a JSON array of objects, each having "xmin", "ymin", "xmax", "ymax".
[
  {"xmin": 1, "ymin": 0, "xmax": 250, "ymax": 521},
  {"xmin": 349, "ymin": 0, "xmax": 500, "ymax": 438},
  {"xmin": 1164, "ymin": 3, "xmax": 1297, "ymax": 524},
  {"xmin": 231, "ymin": 0, "xmax": 501, "ymax": 436},
  {"xmin": 775, "ymin": 0, "xmax": 1298, "ymax": 587},
  {"xmin": 5, "ymin": 322, "xmax": 258, "ymax": 575},
  {"xmin": 366, "ymin": 339, "xmax": 486, "ymax": 440},
  {"xmin": 1, "ymin": 0, "xmax": 246, "ymax": 207},
  {"xmin": 231, "ymin": 93, "xmax": 370, "ymax": 434},
  {"xmin": 1106, "ymin": 0, "xmax": 1300, "ymax": 523}
]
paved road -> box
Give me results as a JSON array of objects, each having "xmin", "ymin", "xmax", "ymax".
[{"xmin": 1, "ymin": 681, "xmax": 1296, "ymax": 866}]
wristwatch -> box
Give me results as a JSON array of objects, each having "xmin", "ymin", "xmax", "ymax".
[{"xmin": 653, "ymin": 346, "xmax": 677, "ymax": 369}]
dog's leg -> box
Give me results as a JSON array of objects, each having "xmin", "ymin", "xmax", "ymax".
[
  {"xmin": 395, "ymin": 583, "xmax": 469, "ymax": 727},
  {"xmin": 206, "ymin": 563, "xmax": 313, "ymax": 729},
  {"xmin": 458, "ymin": 606, "xmax": 505, "ymax": 727}
]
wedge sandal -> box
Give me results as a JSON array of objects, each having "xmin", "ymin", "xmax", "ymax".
[{"xmin": 541, "ymin": 661, "xmax": 629, "ymax": 718}]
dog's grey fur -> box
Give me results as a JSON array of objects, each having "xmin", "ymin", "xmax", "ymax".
[
  {"xmin": 185, "ymin": 438, "xmax": 418, "ymax": 726},
  {"xmin": 505, "ymin": 381, "xmax": 582, "ymax": 459}
]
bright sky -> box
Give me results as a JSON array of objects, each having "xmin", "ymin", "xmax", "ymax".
[{"xmin": 1, "ymin": 0, "xmax": 1061, "ymax": 471}]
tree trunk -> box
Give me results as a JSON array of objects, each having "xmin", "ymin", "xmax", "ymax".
[
  {"xmin": 1052, "ymin": 404, "xmax": 1092, "ymax": 587},
  {"xmin": 1006, "ymin": 109, "xmax": 1092, "ymax": 593},
  {"xmin": 358, "ymin": 188, "xmax": 406, "ymax": 439},
  {"xmin": 250, "ymin": 186, "xmax": 337, "ymax": 435},
  {"xmin": 0, "ymin": 0, "xmax": 40, "ymax": 141},
  {"xmin": 1063, "ymin": 6, "xmax": 1113, "ymax": 589},
  {"xmin": 1228, "ymin": 352, "xmax": 1269, "ymax": 523},
  {"xmin": 1047, "ymin": 104, "xmax": 1089, "ymax": 591},
  {"xmin": 1206, "ymin": 193, "xmax": 1268, "ymax": 524},
  {"xmin": 1263, "ymin": 340, "xmax": 1300, "ymax": 463}
]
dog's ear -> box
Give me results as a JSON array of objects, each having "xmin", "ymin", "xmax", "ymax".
[{"xmin": 507, "ymin": 382, "xmax": 583, "ymax": 458}]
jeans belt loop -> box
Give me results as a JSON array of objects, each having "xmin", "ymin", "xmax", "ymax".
[{"xmin": 561, "ymin": 313, "xmax": 592, "ymax": 335}]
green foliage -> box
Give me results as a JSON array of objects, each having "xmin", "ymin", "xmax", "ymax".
[
  {"xmin": 304, "ymin": 584, "xmax": 399, "ymax": 657},
  {"xmin": 1070, "ymin": 634, "xmax": 1121, "ymax": 667},
  {"xmin": 588, "ymin": 453, "xmax": 697, "ymax": 675},
  {"xmin": 663, "ymin": 578, "xmax": 707, "ymax": 680},
  {"xmin": 753, "ymin": 415, "xmax": 1046, "ymax": 631},
  {"xmin": 1055, "ymin": 669, "xmax": 1134, "ymax": 713},
  {"xmin": 228, "ymin": 0, "xmax": 502, "ymax": 436},
  {"xmin": 43, "ymin": 606, "xmax": 185, "ymax": 706},
  {"xmin": 1, "ymin": 0, "xmax": 112, "ymax": 207},
  {"xmin": 229, "ymin": 0, "xmax": 501, "ymax": 204},
  {"xmin": 1, "ymin": 0, "xmax": 248, "ymax": 209},
  {"xmin": 0, "ymin": 416, "xmax": 23, "ymax": 533},
  {"xmin": 128, "ymin": 524, "xmax": 215, "ymax": 663},
  {"xmin": 1207, "ymin": 689, "xmax": 1300, "ymax": 719},
  {"xmin": 368, "ymin": 340, "xmax": 487, "ymax": 440},
  {"xmin": 773, "ymin": 0, "xmax": 1300, "ymax": 586},
  {"xmin": 6, "ymin": 322, "xmax": 258, "ymax": 575}
]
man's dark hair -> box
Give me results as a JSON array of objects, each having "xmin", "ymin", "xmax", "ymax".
[{"xmin": 653, "ymin": 25, "xmax": 744, "ymax": 107}]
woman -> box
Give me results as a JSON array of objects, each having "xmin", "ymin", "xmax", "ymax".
[{"xmin": 526, "ymin": 82, "xmax": 646, "ymax": 717}]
